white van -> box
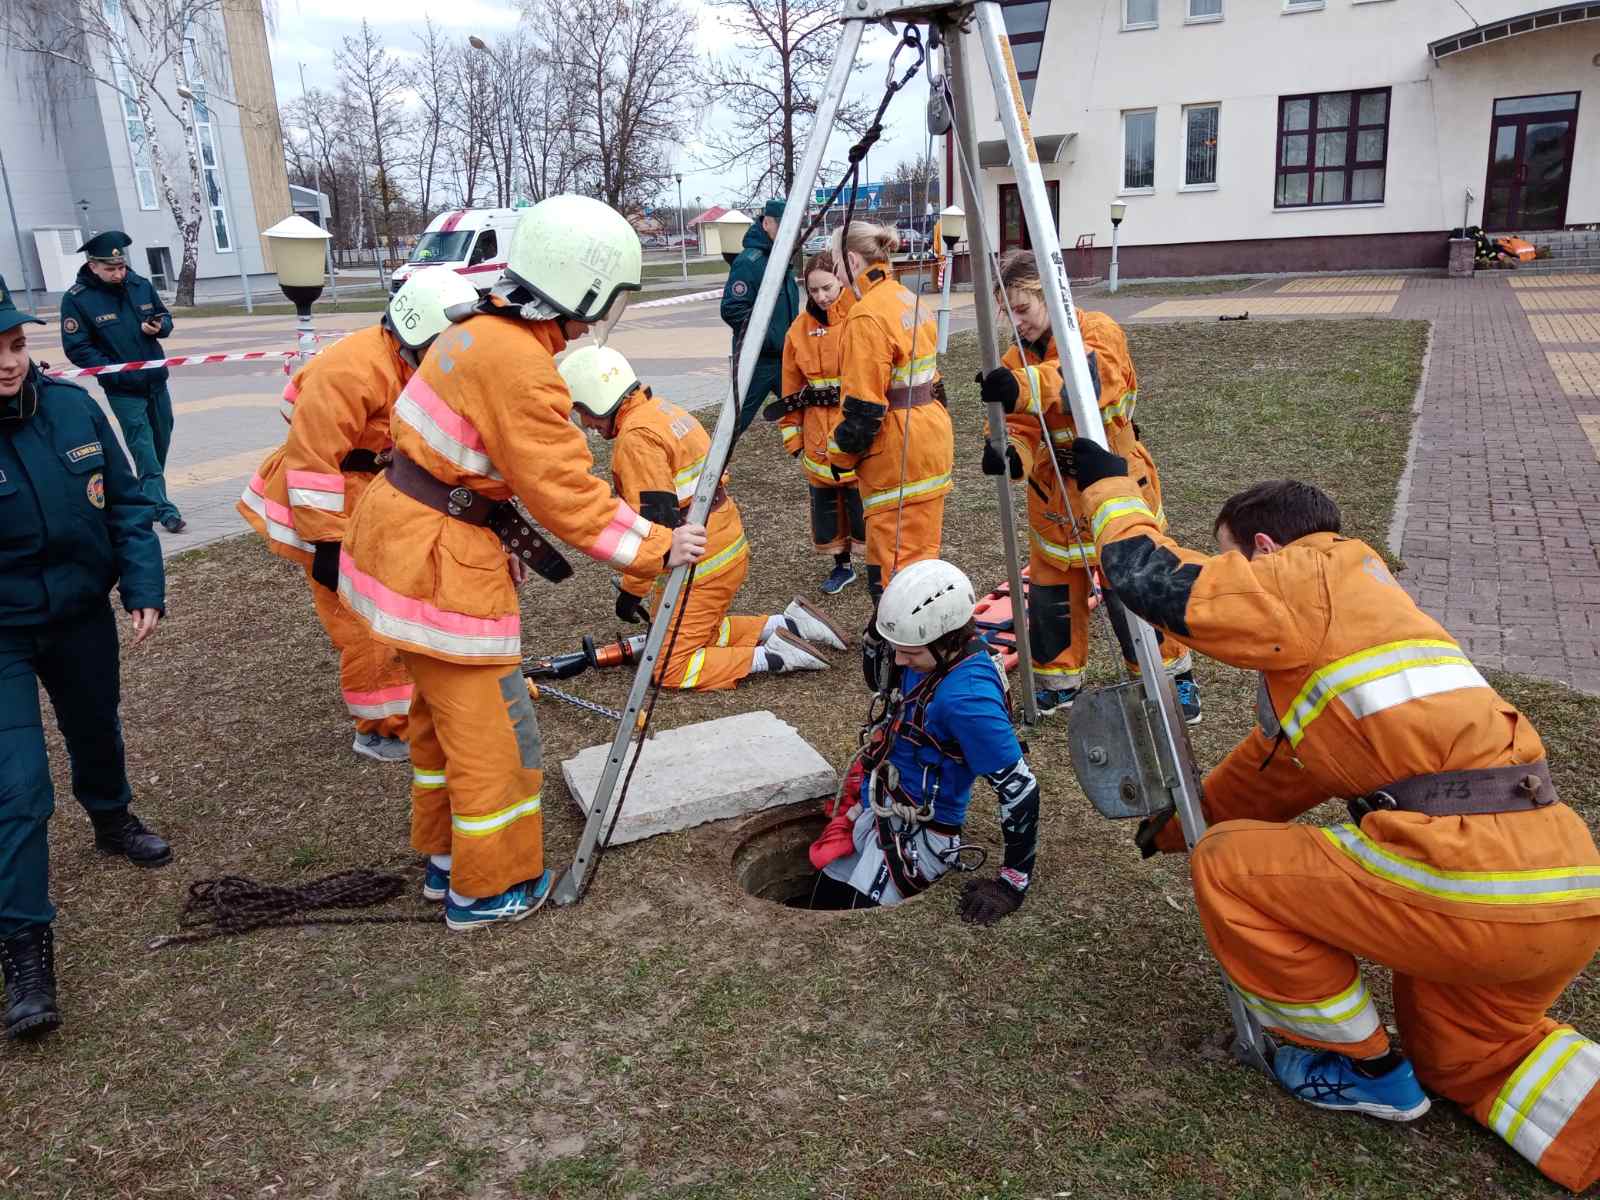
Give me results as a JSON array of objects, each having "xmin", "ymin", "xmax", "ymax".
[{"xmin": 390, "ymin": 207, "xmax": 522, "ymax": 294}]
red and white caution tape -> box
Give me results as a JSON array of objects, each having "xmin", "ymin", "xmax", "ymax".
[
  {"xmin": 43, "ymin": 332, "xmax": 350, "ymax": 381},
  {"xmin": 633, "ymin": 288, "xmax": 721, "ymax": 310}
]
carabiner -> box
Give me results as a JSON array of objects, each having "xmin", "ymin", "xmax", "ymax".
[{"xmin": 885, "ymin": 24, "xmax": 924, "ymax": 89}]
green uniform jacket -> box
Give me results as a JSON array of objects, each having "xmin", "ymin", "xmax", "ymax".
[
  {"xmin": 59, "ymin": 264, "xmax": 173, "ymax": 395},
  {"xmin": 719, "ymin": 223, "xmax": 799, "ymax": 363},
  {"xmin": 0, "ymin": 365, "xmax": 164, "ymax": 625}
]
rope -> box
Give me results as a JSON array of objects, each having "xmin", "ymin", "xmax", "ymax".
[{"xmin": 147, "ymin": 869, "xmax": 437, "ymax": 949}]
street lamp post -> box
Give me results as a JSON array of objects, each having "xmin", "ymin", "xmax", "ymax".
[
  {"xmin": 1109, "ymin": 200, "xmax": 1127, "ymax": 294},
  {"xmin": 176, "ymin": 84, "xmax": 252, "ymax": 313},
  {"xmin": 675, "ymin": 172, "xmax": 687, "ymax": 283},
  {"xmin": 935, "ymin": 204, "xmax": 964, "ymax": 353},
  {"xmin": 468, "ymin": 36, "xmax": 517, "ymax": 207},
  {"xmin": 262, "ymin": 215, "xmax": 332, "ymax": 366}
]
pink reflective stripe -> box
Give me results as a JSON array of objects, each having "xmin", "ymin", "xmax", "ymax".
[
  {"xmin": 286, "ymin": 470, "xmax": 345, "ymax": 494},
  {"xmin": 338, "ymin": 550, "xmax": 521, "ymax": 660},
  {"xmin": 246, "ymin": 472, "xmax": 295, "ymax": 529},
  {"xmin": 239, "ymin": 476, "xmax": 311, "ymax": 552},
  {"xmin": 344, "ymin": 684, "xmax": 414, "ymax": 718},
  {"xmin": 282, "ymin": 379, "xmax": 300, "ymax": 404},
  {"xmin": 587, "ymin": 500, "xmax": 652, "ymax": 568},
  {"xmin": 440, "ymin": 210, "xmax": 466, "ymax": 232},
  {"xmin": 397, "ymin": 373, "xmax": 491, "ymax": 453},
  {"xmin": 345, "ymin": 685, "xmax": 414, "ymax": 706},
  {"xmin": 457, "ymin": 261, "xmax": 507, "ymax": 276}
]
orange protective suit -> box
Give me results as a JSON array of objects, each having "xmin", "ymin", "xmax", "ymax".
[
  {"xmin": 236, "ymin": 325, "xmax": 414, "ymax": 738},
  {"xmin": 780, "ymin": 292, "xmax": 864, "ymax": 556},
  {"xmin": 611, "ymin": 388, "xmax": 766, "ymax": 690},
  {"xmin": 828, "ymin": 264, "xmax": 952, "ymax": 598},
  {"xmin": 996, "ymin": 313, "xmax": 1187, "ymax": 690},
  {"xmin": 1084, "ymin": 478, "xmax": 1600, "ymax": 1193},
  {"xmin": 338, "ymin": 314, "xmax": 676, "ymax": 900}
]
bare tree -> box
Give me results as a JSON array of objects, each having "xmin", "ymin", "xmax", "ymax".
[
  {"xmin": 443, "ymin": 40, "xmax": 494, "ymax": 208},
  {"xmin": 1, "ymin": 0, "xmax": 244, "ymax": 304},
  {"xmin": 700, "ymin": 0, "xmax": 866, "ymax": 196},
  {"xmin": 336, "ymin": 19, "xmax": 407, "ymax": 262},
  {"xmin": 529, "ymin": 0, "xmax": 699, "ymax": 212},
  {"xmin": 408, "ymin": 17, "xmax": 453, "ymax": 218}
]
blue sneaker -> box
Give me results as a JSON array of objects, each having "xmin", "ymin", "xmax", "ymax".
[
  {"xmin": 1273, "ymin": 1046, "xmax": 1431, "ymax": 1122},
  {"xmin": 820, "ymin": 563, "xmax": 858, "ymax": 595},
  {"xmin": 1174, "ymin": 671, "xmax": 1203, "ymax": 726},
  {"xmin": 422, "ymin": 859, "xmax": 450, "ymax": 902},
  {"xmin": 444, "ymin": 870, "xmax": 554, "ymax": 932},
  {"xmin": 1035, "ymin": 686, "xmax": 1078, "ymax": 716}
]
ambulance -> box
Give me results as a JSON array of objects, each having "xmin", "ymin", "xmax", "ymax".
[{"xmin": 389, "ymin": 207, "xmax": 521, "ymax": 294}]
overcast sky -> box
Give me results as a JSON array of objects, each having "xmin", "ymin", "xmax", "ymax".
[{"xmin": 266, "ymin": 0, "xmax": 931, "ymax": 215}]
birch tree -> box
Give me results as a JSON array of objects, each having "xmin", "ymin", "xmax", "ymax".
[{"xmin": 336, "ymin": 19, "xmax": 407, "ymax": 262}]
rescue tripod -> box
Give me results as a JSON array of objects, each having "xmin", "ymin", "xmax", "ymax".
[{"xmin": 552, "ymin": 0, "xmax": 1273, "ymax": 1077}]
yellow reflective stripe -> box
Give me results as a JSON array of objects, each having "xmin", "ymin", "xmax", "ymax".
[
  {"xmin": 1235, "ymin": 974, "xmax": 1381, "ymax": 1044},
  {"xmin": 1033, "ymin": 666, "xmax": 1084, "ymax": 683},
  {"xmin": 1489, "ymin": 1029, "xmax": 1600, "ymax": 1165},
  {"xmin": 716, "ymin": 617, "xmax": 732, "ymax": 647},
  {"xmin": 673, "ymin": 456, "xmax": 706, "ymax": 501},
  {"xmin": 808, "ymin": 375, "xmax": 841, "ymax": 386},
  {"xmin": 681, "ymin": 648, "xmax": 707, "ymax": 689},
  {"xmin": 1322, "ymin": 824, "xmax": 1600, "ymax": 905},
  {"xmin": 781, "ymin": 426, "xmax": 802, "ymax": 445},
  {"xmin": 1089, "ymin": 495, "xmax": 1156, "ymax": 540},
  {"xmin": 861, "ymin": 472, "xmax": 952, "ymax": 513},
  {"xmin": 1104, "ymin": 389, "xmax": 1137, "ymax": 424},
  {"xmin": 802, "ymin": 452, "xmax": 853, "ymax": 481},
  {"xmin": 693, "ymin": 533, "xmax": 748, "ymax": 581},
  {"xmin": 1029, "ymin": 527, "xmax": 1097, "ymax": 567},
  {"xmin": 1021, "ymin": 367, "xmax": 1042, "ymax": 415},
  {"xmin": 413, "ymin": 768, "xmax": 447, "ymax": 790},
  {"xmin": 1280, "ymin": 638, "xmax": 1485, "ymax": 747},
  {"xmin": 889, "ymin": 353, "xmax": 938, "ymax": 386},
  {"xmin": 452, "ymin": 793, "xmax": 542, "ymax": 838}
]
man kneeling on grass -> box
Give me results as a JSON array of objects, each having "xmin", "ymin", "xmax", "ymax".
[{"xmin": 807, "ymin": 560, "xmax": 1041, "ymax": 922}]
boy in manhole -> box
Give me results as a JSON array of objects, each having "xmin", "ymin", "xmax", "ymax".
[{"xmin": 809, "ymin": 560, "xmax": 1040, "ymax": 920}]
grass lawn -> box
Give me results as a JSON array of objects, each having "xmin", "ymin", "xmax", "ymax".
[
  {"xmin": 642, "ymin": 258, "xmax": 728, "ymax": 280},
  {"xmin": 8, "ymin": 319, "xmax": 1597, "ymax": 1199}
]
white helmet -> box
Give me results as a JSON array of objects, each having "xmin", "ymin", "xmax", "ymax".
[
  {"xmin": 386, "ymin": 266, "xmax": 480, "ymax": 351},
  {"xmin": 504, "ymin": 194, "xmax": 642, "ymax": 326},
  {"xmin": 559, "ymin": 344, "xmax": 640, "ymax": 419},
  {"xmin": 875, "ymin": 560, "xmax": 976, "ymax": 647}
]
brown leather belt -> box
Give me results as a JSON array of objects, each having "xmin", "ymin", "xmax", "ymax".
[
  {"xmin": 340, "ymin": 448, "xmax": 390, "ymax": 474},
  {"xmin": 384, "ymin": 451, "xmax": 573, "ymax": 582},
  {"xmin": 886, "ymin": 380, "xmax": 946, "ymax": 410},
  {"xmin": 1349, "ymin": 760, "xmax": 1558, "ymax": 821}
]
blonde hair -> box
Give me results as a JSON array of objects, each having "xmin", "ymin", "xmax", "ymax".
[
  {"xmin": 994, "ymin": 248, "xmax": 1044, "ymax": 299},
  {"xmin": 831, "ymin": 220, "xmax": 900, "ymax": 268}
]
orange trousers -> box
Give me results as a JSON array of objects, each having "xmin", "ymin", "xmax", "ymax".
[
  {"xmin": 1026, "ymin": 552, "xmax": 1191, "ymax": 689},
  {"xmin": 399, "ymin": 651, "xmax": 544, "ymax": 900},
  {"xmin": 1192, "ymin": 820, "xmax": 1600, "ymax": 1192},
  {"xmin": 306, "ymin": 565, "xmax": 412, "ymax": 738},
  {"xmin": 861, "ymin": 495, "xmax": 945, "ymax": 598},
  {"xmin": 648, "ymin": 541, "xmax": 767, "ymax": 690}
]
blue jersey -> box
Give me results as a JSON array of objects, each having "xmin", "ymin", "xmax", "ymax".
[{"xmin": 884, "ymin": 652, "xmax": 1021, "ymax": 827}]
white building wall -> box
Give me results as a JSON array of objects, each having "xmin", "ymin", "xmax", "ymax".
[{"xmin": 963, "ymin": 0, "xmax": 1595, "ymax": 268}]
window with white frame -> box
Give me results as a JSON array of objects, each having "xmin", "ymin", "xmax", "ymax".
[
  {"xmin": 184, "ymin": 35, "xmax": 232, "ymax": 252},
  {"xmin": 1182, "ymin": 104, "xmax": 1219, "ymax": 187},
  {"xmin": 1187, "ymin": 0, "xmax": 1222, "ymax": 20},
  {"xmin": 101, "ymin": 0, "xmax": 159, "ymax": 210},
  {"xmin": 1122, "ymin": 109, "xmax": 1156, "ymax": 191},
  {"xmin": 1123, "ymin": 0, "xmax": 1158, "ymax": 29},
  {"xmin": 1283, "ymin": 0, "xmax": 1324, "ymax": 10}
]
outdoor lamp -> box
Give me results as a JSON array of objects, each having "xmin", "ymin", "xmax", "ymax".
[
  {"xmin": 712, "ymin": 209, "xmax": 753, "ymax": 265},
  {"xmin": 1108, "ymin": 200, "xmax": 1128, "ymax": 293},
  {"xmin": 1110, "ymin": 200, "xmax": 1127, "ymax": 228},
  {"xmin": 263, "ymin": 214, "xmax": 332, "ymax": 360},
  {"xmin": 939, "ymin": 205, "xmax": 965, "ymax": 249}
]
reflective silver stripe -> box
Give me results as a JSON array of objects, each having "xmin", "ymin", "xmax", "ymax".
[
  {"xmin": 674, "ymin": 456, "xmax": 706, "ymax": 501},
  {"xmin": 452, "ymin": 793, "xmax": 542, "ymax": 837},
  {"xmin": 889, "ymin": 353, "xmax": 938, "ymax": 386},
  {"xmin": 347, "ymin": 695, "xmax": 412, "ymax": 719},
  {"xmin": 413, "ymin": 768, "xmax": 446, "ymax": 790},
  {"xmin": 1280, "ymin": 639, "xmax": 1486, "ymax": 747},
  {"xmin": 681, "ymin": 648, "xmax": 707, "ymax": 688},
  {"xmin": 238, "ymin": 484, "xmax": 312, "ymax": 553},
  {"xmin": 1323, "ymin": 824, "xmax": 1600, "ymax": 905},
  {"xmin": 1021, "ymin": 366, "xmax": 1043, "ymax": 415},
  {"xmin": 803, "ymin": 452, "xmax": 853, "ymax": 481},
  {"xmin": 1489, "ymin": 1029, "xmax": 1600, "ymax": 1167},
  {"xmin": 337, "ymin": 574, "xmax": 522, "ymax": 661},
  {"xmin": 862, "ymin": 472, "xmax": 951, "ymax": 513},
  {"xmin": 287, "ymin": 487, "xmax": 344, "ymax": 512},
  {"xmin": 394, "ymin": 393, "xmax": 502, "ymax": 480},
  {"xmin": 1089, "ymin": 495, "xmax": 1156, "ymax": 540},
  {"xmin": 1235, "ymin": 973, "xmax": 1381, "ymax": 1045},
  {"xmin": 1029, "ymin": 527, "xmax": 1096, "ymax": 567},
  {"xmin": 693, "ymin": 533, "xmax": 747, "ymax": 581}
]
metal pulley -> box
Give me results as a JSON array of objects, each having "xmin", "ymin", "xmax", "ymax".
[{"xmin": 1066, "ymin": 680, "xmax": 1181, "ymax": 820}]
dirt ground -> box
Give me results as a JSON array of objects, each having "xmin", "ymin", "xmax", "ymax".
[{"xmin": 5, "ymin": 320, "xmax": 1597, "ymax": 1200}]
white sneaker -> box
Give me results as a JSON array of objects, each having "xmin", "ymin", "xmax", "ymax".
[
  {"xmin": 765, "ymin": 629, "xmax": 830, "ymax": 673},
  {"xmin": 782, "ymin": 597, "xmax": 848, "ymax": 651},
  {"xmin": 353, "ymin": 732, "xmax": 410, "ymax": 763}
]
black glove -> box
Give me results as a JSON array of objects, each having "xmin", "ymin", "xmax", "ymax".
[
  {"xmin": 977, "ymin": 367, "xmax": 1021, "ymax": 414},
  {"xmin": 1134, "ymin": 808, "xmax": 1176, "ymax": 860},
  {"xmin": 957, "ymin": 876, "xmax": 1026, "ymax": 926},
  {"xmin": 1067, "ymin": 437, "xmax": 1127, "ymax": 490},
  {"xmin": 981, "ymin": 441, "xmax": 1023, "ymax": 479},
  {"xmin": 310, "ymin": 541, "xmax": 341, "ymax": 593},
  {"xmin": 615, "ymin": 590, "xmax": 649, "ymax": 624}
]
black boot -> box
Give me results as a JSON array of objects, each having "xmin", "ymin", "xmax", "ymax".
[
  {"xmin": 90, "ymin": 809, "xmax": 172, "ymax": 868},
  {"xmin": 1, "ymin": 924, "xmax": 61, "ymax": 1040}
]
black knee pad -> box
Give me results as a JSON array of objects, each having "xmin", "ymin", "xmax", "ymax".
[{"xmin": 1026, "ymin": 581, "xmax": 1072, "ymax": 665}]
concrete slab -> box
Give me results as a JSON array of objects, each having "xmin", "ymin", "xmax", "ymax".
[{"xmin": 562, "ymin": 711, "xmax": 837, "ymax": 845}]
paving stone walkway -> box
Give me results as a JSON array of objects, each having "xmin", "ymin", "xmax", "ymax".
[{"xmin": 1096, "ymin": 271, "xmax": 1600, "ymax": 696}]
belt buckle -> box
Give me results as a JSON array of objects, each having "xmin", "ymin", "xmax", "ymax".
[
  {"xmin": 375, "ymin": 448, "xmax": 393, "ymax": 468},
  {"xmin": 1348, "ymin": 790, "xmax": 1396, "ymax": 822},
  {"xmin": 447, "ymin": 486, "xmax": 474, "ymax": 516}
]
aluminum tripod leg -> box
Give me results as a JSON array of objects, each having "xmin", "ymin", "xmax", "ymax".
[
  {"xmin": 941, "ymin": 18, "xmax": 1038, "ymax": 726},
  {"xmin": 552, "ymin": 24, "xmax": 864, "ymax": 907},
  {"xmin": 968, "ymin": 1, "xmax": 1273, "ymax": 1074}
]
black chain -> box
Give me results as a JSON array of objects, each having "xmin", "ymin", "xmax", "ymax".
[{"xmin": 147, "ymin": 869, "xmax": 437, "ymax": 949}]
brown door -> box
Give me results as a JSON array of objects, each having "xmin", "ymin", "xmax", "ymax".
[{"xmin": 1483, "ymin": 92, "xmax": 1580, "ymax": 231}]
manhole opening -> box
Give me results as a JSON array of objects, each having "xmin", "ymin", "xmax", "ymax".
[{"xmin": 731, "ymin": 803, "xmax": 874, "ymax": 911}]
